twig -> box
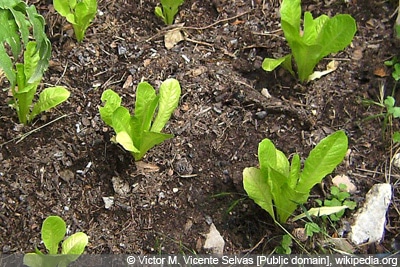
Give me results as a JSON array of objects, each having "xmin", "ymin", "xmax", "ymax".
[
  {"xmin": 184, "ymin": 37, "xmax": 214, "ymax": 47},
  {"xmin": 144, "ymin": 10, "xmax": 252, "ymax": 42},
  {"xmin": 56, "ymin": 61, "xmax": 68, "ymax": 86},
  {"xmin": 183, "ymin": 10, "xmax": 252, "ymax": 31},
  {"xmin": 0, "ymin": 114, "xmax": 69, "ymax": 147}
]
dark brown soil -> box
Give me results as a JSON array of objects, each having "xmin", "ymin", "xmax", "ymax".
[{"xmin": 1, "ymin": 0, "xmax": 399, "ymax": 255}]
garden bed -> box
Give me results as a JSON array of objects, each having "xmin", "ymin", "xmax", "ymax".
[{"xmin": 0, "ymin": 0, "xmax": 399, "ymax": 255}]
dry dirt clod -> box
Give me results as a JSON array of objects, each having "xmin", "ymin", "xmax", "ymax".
[{"xmin": 112, "ymin": 176, "xmax": 131, "ymax": 197}]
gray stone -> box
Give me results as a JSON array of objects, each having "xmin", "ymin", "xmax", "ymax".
[{"xmin": 350, "ymin": 184, "xmax": 392, "ymax": 245}]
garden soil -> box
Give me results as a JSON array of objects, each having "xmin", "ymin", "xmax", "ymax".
[{"xmin": 1, "ymin": 0, "xmax": 399, "ymax": 255}]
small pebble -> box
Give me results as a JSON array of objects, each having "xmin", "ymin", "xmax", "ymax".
[{"xmin": 255, "ymin": 111, "xmax": 267, "ymax": 119}]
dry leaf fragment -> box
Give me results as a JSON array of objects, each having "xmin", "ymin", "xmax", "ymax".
[
  {"xmin": 135, "ymin": 161, "xmax": 160, "ymax": 173},
  {"xmin": 308, "ymin": 60, "xmax": 339, "ymax": 81},
  {"xmin": 190, "ymin": 66, "xmax": 208, "ymax": 77},
  {"xmin": 123, "ymin": 75, "xmax": 133, "ymax": 89},
  {"xmin": 164, "ymin": 28, "xmax": 184, "ymax": 49},
  {"xmin": 373, "ymin": 66, "xmax": 388, "ymax": 77}
]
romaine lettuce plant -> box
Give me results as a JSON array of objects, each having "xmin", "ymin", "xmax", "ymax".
[
  {"xmin": 9, "ymin": 41, "xmax": 70, "ymax": 125},
  {"xmin": 23, "ymin": 216, "xmax": 88, "ymax": 267},
  {"xmin": 99, "ymin": 78, "xmax": 181, "ymax": 161},
  {"xmin": 0, "ymin": 0, "xmax": 51, "ymax": 85},
  {"xmin": 53, "ymin": 0, "xmax": 97, "ymax": 42},
  {"xmin": 155, "ymin": 0, "xmax": 184, "ymax": 25},
  {"xmin": 243, "ymin": 130, "xmax": 348, "ymax": 223},
  {"xmin": 262, "ymin": 0, "xmax": 357, "ymax": 82}
]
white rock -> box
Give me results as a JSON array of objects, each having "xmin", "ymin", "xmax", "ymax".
[
  {"xmin": 350, "ymin": 184, "xmax": 392, "ymax": 245},
  {"xmin": 261, "ymin": 88, "xmax": 271, "ymax": 98},
  {"xmin": 203, "ymin": 223, "xmax": 225, "ymax": 255},
  {"xmin": 102, "ymin": 196, "xmax": 115, "ymax": 209}
]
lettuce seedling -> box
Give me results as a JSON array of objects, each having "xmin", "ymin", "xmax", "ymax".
[
  {"xmin": 0, "ymin": 0, "xmax": 51, "ymax": 85},
  {"xmin": 243, "ymin": 130, "xmax": 348, "ymax": 223},
  {"xmin": 23, "ymin": 216, "xmax": 88, "ymax": 267},
  {"xmin": 262, "ymin": 0, "xmax": 356, "ymax": 82},
  {"xmin": 8, "ymin": 41, "xmax": 70, "ymax": 125},
  {"xmin": 53, "ymin": 0, "xmax": 97, "ymax": 42},
  {"xmin": 155, "ymin": 0, "xmax": 184, "ymax": 25},
  {"xmin": 99, "ymin": 78, "xmax": 181, "ymax": 161}
]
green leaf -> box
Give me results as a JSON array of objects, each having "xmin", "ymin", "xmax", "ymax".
[
  {"xmin": 0, "ymin": 43, "xmax": 15, "ymax": 86},
  {"xmin": 23, "ymin": 253, "xmax": 43, "ymax": 267},
  {"xmin": 275, "ymin": 234, "xmax": 292, "ymax": 254},
  {"xmin": 330, "ymin": 186, "xmax": 340, "ymax": 196},
  {"xmin": 9, "ymin": 6, "xmax": 30, "ymax": 49},
  {"xmin": 158, "ymin": 0, "xmax": 184, "ymax": 25},
  {"xmin": 42, "ymin": 216, "xmax": 66, "ymax": 255},
  {"xmin": 134, "ymin": 82, "xmax": 158, "ymax": 133},
  {"xmin": 386, "ymin": 96, "xmax": 400, "ymax": 118},
  {"xmin": 336, "ymin": 191, "xmax": 350, "ymax": 202},
  {"xmin": 291, "ymin": 42, "xmax": 322, "ymax": 82},
  {"xmin": 99, "ymin": 89, "xmax": 122, "ymax": 127},
  {"xmin": 268, "ymin": 168, "xmax": 304, "ymax": 223},
  {"xmin": 0, "ymin": 9, "xmax": 20, "ymax": 58},
  {"xmin": 29, "ymin": 86, "xmax": 70, "ymax": 122},
  {"xmin": 134, "ymin": 131, "xmax": 173, "ymax": 161},
  {"xmin": 343, "ymin": 200, "xmax": 356, "ymax": 210},
  {"xmin": 258, "ymin": 139, "xmax": 290, "ymax": 178},
  {"xmin": 280, "ymin": 0, "xmax": 301, "ymax": 32},
  {"xmin": 281, "ymin": 234, "xmax": 292, "ymax": 251},
  {"xmin": 302, "ymin": 12, "xmax": 329, "ymax": 45},
  {"xmin": 338, "ymin": 183, "xmax": 348, "ymax": 191},
  {"xmin": 385, "ymin": 96, "xmax": 395, "ymax": 109},
  {"xmin": 25, "ymin": 5, "xmax": 52, "ymax": 82},
  {"xmin": 111, "ymin": 107, "xmax": 138, "ymax": 151},
  {"xmin": 325, "ymin": 198, "xmax": 341, "ymax": 207},
  {"xmin": 288, "ymin": 154, "xmax": 300, "ymax": 189},
  {"xmin": 62, "ymin": 232, "xmax": 88, "ymax": 255},
  {"xmin": 154, "ymin": 6, "xmax": 165, "ymax": 22},
  {"xmin": 151, "ymin": 78, "xmax": 181, "ymax": 133},
  {"xmin": 318, "ymin": 15, "xmax": 357, "ymax": 58},
  {"xmin": 305, "ymin": 222, "xmax": 321, "ymax": 237},
  {"xmin": 384, "ymin": 58, "xmax": 397, "ymax": 67},
  {"xmin": 297, "ymin": 131, "xmax": 348, "ymax": 195},
  {"xmin": 15, "ymin": 64, "xmax": 38, "ymax": 125},
  {"xmin": 23, "ymin": 41, "xmax": 41, "ymax": 82},
  {"xmin": 115, "ymin": 131, "xmax": 139, "ymax": 153},
  {"xmin": 53, "ymin": 0, "xmax": 73, "ymax": 18},
  {"xmin": 243, "ymin": 167, "xmax": 275, "ymax": 221},
  {"xmin": 396, "ymin": 24, "xmax": 400, "ymax": 39},
  {"xmin": 393, "ymin": 131, "xmax": 400, "ymax": 143},
  {"xmin": 262, "ymin": 57, "xmax": 287, "ymax": 72},
  {"xmin": 0, "ymin": 0, "xmax": 21, "ymax": 8},
  {"xmin": 262, "ymin": 55, "xmax": 294, "ymax": 76}
]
